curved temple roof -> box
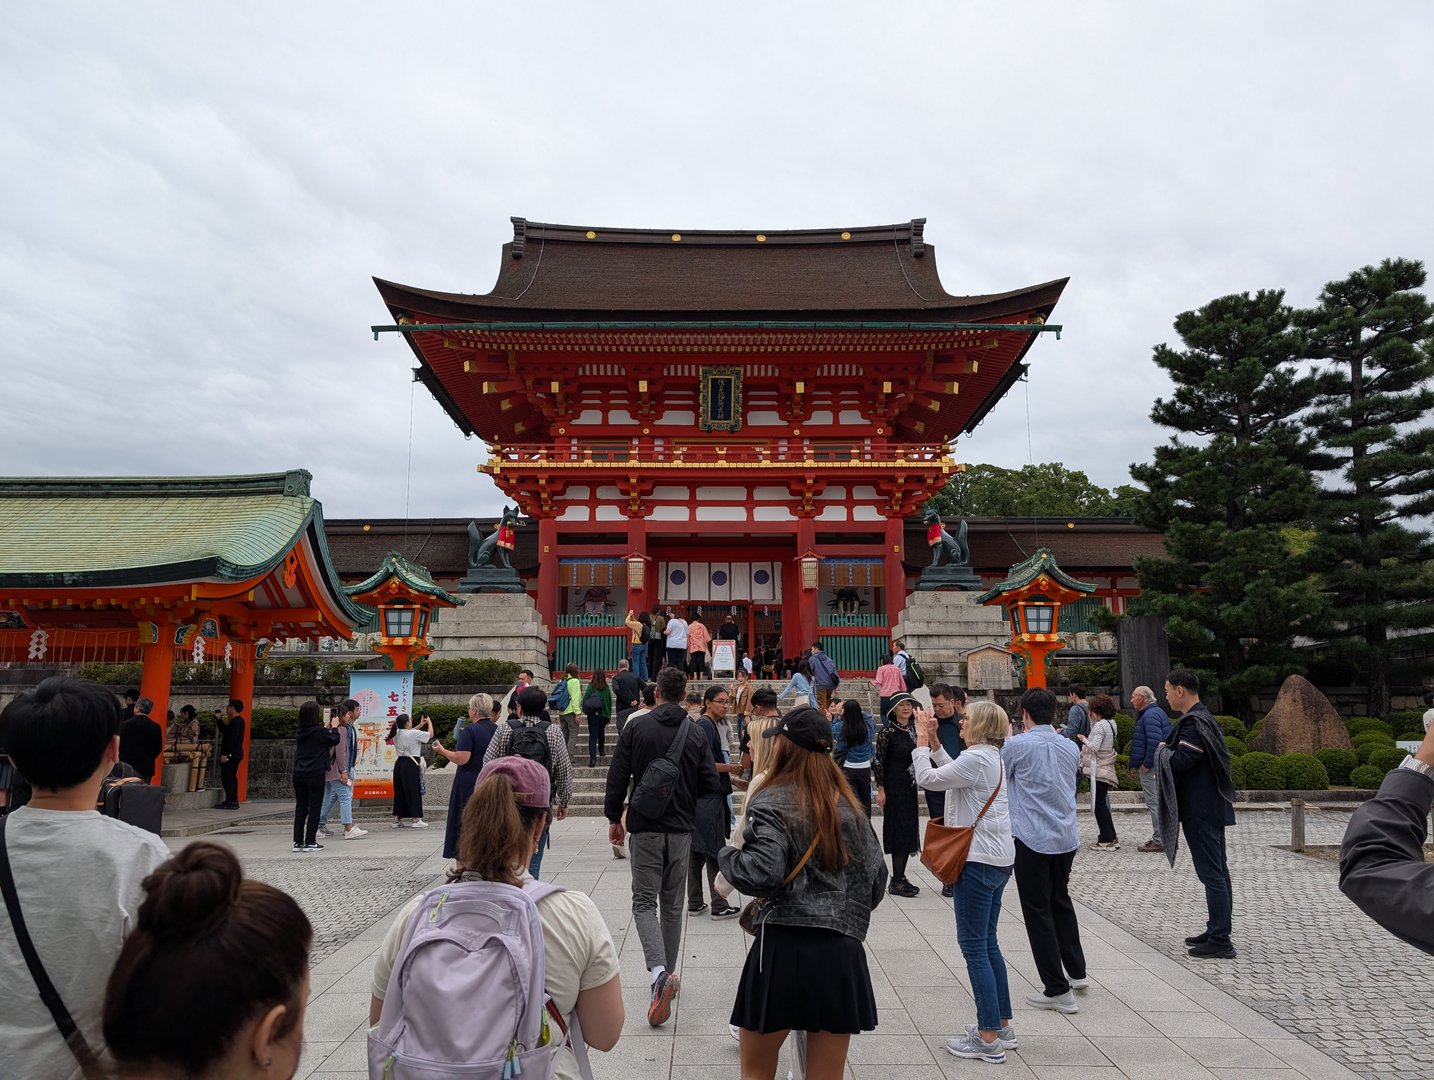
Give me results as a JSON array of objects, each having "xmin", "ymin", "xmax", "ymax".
[{"xmin": 375, "ymin": 217, "xmax": 1067, "ymax": 320}]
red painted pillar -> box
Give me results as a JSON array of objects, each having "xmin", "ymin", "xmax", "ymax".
[
  {"xmin": 884, "ymin": 516, "xmax": 907, "ymax": 632},
  {"xmin": 537, "ymin": 517, "xmax": 559, "ymax": 665},
  {"xmin": 228, "ymin": 644, "xmax": 255, "ymax": 803},
  {"xmin": 138, "ymin": 632, "xmax": 175, "ymax": 786},
  {"xmin": 796, "ymin": 517, "xmax": 818, "ymax": 653}
]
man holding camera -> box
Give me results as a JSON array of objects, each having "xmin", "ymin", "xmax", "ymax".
[{"xmin": 317, "ymin": 699, "xmax": 367, "ymax": 840}]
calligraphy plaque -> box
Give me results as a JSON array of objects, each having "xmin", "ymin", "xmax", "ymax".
[{"xmin": 700, "ymin": 366, "xmax": 742, "ymax": 432}]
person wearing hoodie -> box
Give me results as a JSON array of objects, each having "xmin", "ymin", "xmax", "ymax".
[
  {"xmin": 604, "ymin": 665, "xmax": 721, "ymax": 1029},
  {"xmin": 1154, "ymin": 668, "xmax": 1237, "ymax": 959}
]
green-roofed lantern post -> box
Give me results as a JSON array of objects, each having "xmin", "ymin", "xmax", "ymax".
[{"xmin": 975, "ymin": 548, "xmax": 1097, "ymax": 689}]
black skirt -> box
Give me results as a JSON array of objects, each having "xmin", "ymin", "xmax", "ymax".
[
  {"xmin": 392, "ymin": 756, "xmax": 424, "ymax": 819},
  {"xmin": 731, "ymin": 924, "xmax": 878, "ymax": 1035}
]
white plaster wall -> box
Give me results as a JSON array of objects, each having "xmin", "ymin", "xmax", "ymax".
[
  {"xmin": 852, "ymin": 506, "xmax": 884, "ymax": 521},
  {"xmin": 576, "ymin": 409, "xmax": 603, "ymax": 424},
  {"xmin": 816, "ymin": 506, "xmax": 849, "ymax": 521},
  {"xmin": 608, "ymin": 410, "xmax": 633, "ymax": 424},
  {"xmin": 817, "ymin": 486, "xmax": 847, "ymax": 500},
  {"xmin": 752, "ymin": 506, "xmax": 795, "ymax": 521},
  {"xmin": 852, "ymin": 486, "xmax": 877, "ymax": 500},
  {"xmin": 557, "ymin": 505, "xmax": 591, "ymax": 521},
  {"xmin": 747, "ymin": 411, "xmax": 783, "ymax": 425},
  {"xmin": 596, "ymin": 486, "xmax": 622, "ymax": 500},
  {"xmin": 696, "ymin": 486, "xmax": 743, "ymax": 501},
  {"xmin": 649, "ymin": 506, "xmax": 691, "ymax": 521},
  {"xmin": 563, "ymin": 486, "xmax": 591, "ymax": 500},
  {"xmin": 840, "ymin": 410, "xmax": 865, "ymax": 424},
  {"xmin": 655, "ymin": 410, "xmax": 696, "ymax": 425},
  {"xmin": 652, "ymin": 486, "xmax": 689, "ymax": 500},
  {"xmin": 695, "ymin": 506, "xmax": 750, "ymax": 521},
  {"xmin": 809, "ymin": 410, "xmax": 834, "ymax": 425},
  {"xmin": 753, "ymin": 487, "xmax": 788, "ymax": 500},
  {"xmin": 594, "ymin": 506, "xmax": 624, "ymax": 521}
]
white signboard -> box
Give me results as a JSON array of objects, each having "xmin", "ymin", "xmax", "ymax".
[{"xmin": 712, "ymin": 639, "xmax": 737, "ymax": 676}]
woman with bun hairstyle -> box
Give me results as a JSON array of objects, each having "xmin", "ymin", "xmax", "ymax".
[
  {"xmin": 718, "ymin": 706, "xmax": 887, "ymax": 1080},
  {"xmin": 292, "ymin": 701, "xmax": 340, "ymax": 852},
  {"xmin": 386, "ymin": 712, "xmax": 433, "ymax": 828},
  {"xmin": 369, "ymin": 756, "xmax": 624, "ymax": 1078},
  {"xmin": 103, "ymin": 841, "xmax": 313, "ymax": 1079}
]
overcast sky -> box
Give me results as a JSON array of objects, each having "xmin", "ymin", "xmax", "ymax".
[{"xmin": 4, "ymin": 3, "xmax": 1431, "ymax": 520}]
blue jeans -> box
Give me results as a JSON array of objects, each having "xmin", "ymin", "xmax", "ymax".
[
  {"xmin": 1181, "ymin": 817, "xmax": 1233, "ymax": 942},
  {"xmin": 319, "ymin": 778, "xmax": 353, "ymax": 827},
  {"xmin": 954, "ymin": 861, "xmax": 1014, "ymax": 1032},
  {"xmin": 630, "ymin": 644, "xmax": 649, "ymax": 681},
  {"xmin": 528, "ymin": 824, "xmax": 551, "ymax": 879}
]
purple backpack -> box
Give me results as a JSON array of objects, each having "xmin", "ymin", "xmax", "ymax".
[{"xmin": 368, "ymin": 878, "xmax": 592, "ymax": 1080}]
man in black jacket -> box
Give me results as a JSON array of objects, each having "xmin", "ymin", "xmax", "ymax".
[
  {"xmin": 605, "ymin": 666, "xmax": 720, "ymax": 1028},
  {"xmin": 118, "ymin": 697, "xmax": 162, "ymax": 783},
  {"xmin": 215, "ymin": 699, "xmax": 246, "ymax": 809},
  {"xmin": 611, "ymin": 659, "xmax": 644, "ymax": 736},
  {"xmin": 1339, "ymin": 719, "xmax": 1434, "ymax": 955},
  {"xmin": 1159, "ymin": 669, "xmax": 1237, "ymax": 958}
]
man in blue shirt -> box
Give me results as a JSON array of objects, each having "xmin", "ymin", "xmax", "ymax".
[{"xmin": 1001, "ymin": 687, "xmax": 1087, "ymax": 1014}]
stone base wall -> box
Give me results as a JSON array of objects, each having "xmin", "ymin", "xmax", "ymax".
[
  {"xmin": 893, "ymin": 592, "xmax": 1011, "ymax": 683},
  {"xmin": 429, "ymin": 593, "xmax": 548, "ymax": 672}
]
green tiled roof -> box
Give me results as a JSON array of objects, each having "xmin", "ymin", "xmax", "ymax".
[
  {"xmin": 347, "ymin": 551, "xmax": 462, "ymax": 606},
  {"xmin": 974, "ymin": 547, "xmax": 1097, "ymax": 604},
  {"xmin": 0, "ymin": 471, "xmax": 371, "ymax": 627}
]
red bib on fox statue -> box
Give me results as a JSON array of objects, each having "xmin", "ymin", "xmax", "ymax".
[
  {"xmin": 927, "ymin": 521, "xmax": 943, "ymax": 548},
  {"xmin": 497, "ymin": 524, "xmax": 516, "ymax": 550}
]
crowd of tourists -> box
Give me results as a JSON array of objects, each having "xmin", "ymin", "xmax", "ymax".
[{"xmin": 3, "ymin": 664, "xmax": 1432, "ymax": 1080}]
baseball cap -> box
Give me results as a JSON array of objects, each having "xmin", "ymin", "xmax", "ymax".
[
  {"xmin": 476, "ymin": 755, "xmax": 551, "ymax": 808},
  {"xmin": 761, "ymin": 705, "xmax": 834, "ymax": 753}
]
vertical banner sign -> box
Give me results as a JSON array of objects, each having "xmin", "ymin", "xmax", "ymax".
[
  {"xmin": 349, "ymin": 669, "xmax": 412, "ymax": 799},
  {"xmin": 711, "ymin": 639, "xmax": 737, "ymax": 677}
]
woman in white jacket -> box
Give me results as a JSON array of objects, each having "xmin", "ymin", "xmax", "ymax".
[{"xmin": 912, "ymin": 700, "xmax": 1017, "ymax": 1066}]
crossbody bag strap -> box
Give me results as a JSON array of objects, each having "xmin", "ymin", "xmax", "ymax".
[
  {"xmin": 784, "ymin": 833, "xmax": 821, "ymax": 887},
  {"xmin": 0, "ymin": 818, "xmax": 104, "ymax": 1079},
  {"xmin": 666, "ymin": 714, "xmax": 691, "ymax": 764},
  {"xmin": 972, "ymin": 762, "xmax": 1004, "ymax": 825}
]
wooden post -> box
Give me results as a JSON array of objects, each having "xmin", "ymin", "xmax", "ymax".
[
  {"xmin": 138, "ymin": 633, "xmax": 175, "ymax": 787},
  {"xmin": 1290, "ymin": 798, "xmax": 1306, "ymax": 852},
  {"xmin": 228, "ymin": 644, "xmax": 255, "ymax": 804}
]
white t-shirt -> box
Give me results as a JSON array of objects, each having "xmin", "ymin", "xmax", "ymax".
[
  {"xmin": 393, "ymin": 727, "xmax": 431, "ymax": 759},
  {"xmin": 664, "ymin": 617, "xmax": 688, "ymax": 649},
  {"xmin": 372, "ymin": 873, "xmax": 618, "ymax": 1080},
  {"xmin": 0, "ymin": 807, "xmax": 170, "ymax": 1080}
]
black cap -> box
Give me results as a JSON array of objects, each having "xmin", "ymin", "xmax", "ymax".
[{"xmin": 762, "ymin": 705, "xmax": 833, "ymax": 753}]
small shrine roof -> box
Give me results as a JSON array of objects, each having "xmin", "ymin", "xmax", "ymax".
[
  {"xmin": 974, "ymin": 547, "xmax": 1099, "ymax": 604},
  {"xmin": 346, "ymin": 551, "xmax": 462, "ymax": 606},
  {"xmin": 0, "ymin": 471, "xmax": 369, "ymax": 626},
  {"xmin": 375, "ymin": 217, "xmax": 1066, "ymax": 319}
]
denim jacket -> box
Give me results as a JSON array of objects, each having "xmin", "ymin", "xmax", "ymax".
[
  {"xmin": 831, "ymin": 715, "xmax": 877, "ymax": 767},
  {"xmin": 717, "ymin": 781, "xmax": 887, "ymax": 940}
]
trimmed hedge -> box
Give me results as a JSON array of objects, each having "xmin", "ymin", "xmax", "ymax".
[
  {"xmin": 414, "ymin": 659, "xmax": 522, "ymax": 686},
  {"xmin": 1230, "ymin": 756, "xmax": 1247, "ymax": 788},
  {"xmin": 1357, "ymin": 740, "xmax": 1397, "ymax": 764},
  {"xmin": 1225, "ymin": 737, "xmax": 1249, "ymax": 757},
  {"xmin": 1116, "ymin": 766, "xmax": 1143, "ymax": 792},
  {"xmin": 1367, "ymin": 747, "xmax": 1409, "ymax": 775},
  {"xmin": 1215, "ymin": 715, "xmax": 1246, "ymax": 740},
  {"xmin": 1346, "ymin": 716, "xmax": 1393, "ymax": 738},
  {"xmin": 251, "ymin": 707, "xmax": 302, "ymax": 740},
  {"xmin": 1279, "ymin": 753, "xmax": 1329, "ymax": 791},
  {"xmin": 1113, "ymin": 713, "xmax": 1134, "ymax": 754},
  {"xmin": 78, "ymin": 657, "xmax": 367, "ymax": 688},
  {"xmin": 1240, "ymin": 751, "xmax": 1285, "ymax": 790},
  {"xmin": 1315, "ymin": 747, "xmax": 1358, "ymax": 786},
  {"xmin": 413, "ymin": 703, "xmax": 467, "ymax": 742},
  {"xmin": 1389, "ymin": 710, "xmax": 1427, "ymax": 738},
  {"xmin": 1349, "ymin": 764, "xmax": 1385, "ymax": 789},
  {"xmin": 1350, "ymin": 730, "xmax": 1396, "ymax": 747}
]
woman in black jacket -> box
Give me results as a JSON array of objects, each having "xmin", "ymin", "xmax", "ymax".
[{"xmin": 292, "ymin": 701, "xmax": 340, "ymax": 852}]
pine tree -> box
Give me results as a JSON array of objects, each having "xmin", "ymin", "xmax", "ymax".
[
  {"xmin": 1299, "ymin": 258, "xmax": 1434, "ymax": 718},
  {"xmin": 1129, "ymin": 290, "xmax": 1326, "ymax": 720}
]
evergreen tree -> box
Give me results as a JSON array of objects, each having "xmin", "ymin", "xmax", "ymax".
[
  {"xmin": 1299, "ymin": 258, "xmax": 1434, "ymax": 718},
  {"xmin": 1129, "ymin": 290, "xmax": 1326, "ymax": 720}
]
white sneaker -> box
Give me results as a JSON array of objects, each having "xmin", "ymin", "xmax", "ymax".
[
  {"xmin": 1025, "ymin": 990, "xmax": 1078, "ymax": 1014},
  {"xmin": 729, "ymin": 1024, "xmax": 740, "ymax": 1041},
  {"xmin": 344, "ymin": 826, "xmax": 368, "ymax": 839},
  {"xmin": 1068, "ymin": 976, "xmax": 1090, "ymax": 990},
  {"xmin": 410, "ymin": 820, "xmax": 430, "ymax": 829},
  {"xmin": 392, "ymin": 821, "xmax": 403, "ymax": 829},
  {"xmin": 315, "ymin": 829, "xmax": 329, "ymax": 840}
]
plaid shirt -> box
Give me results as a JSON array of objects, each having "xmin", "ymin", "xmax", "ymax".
[{"xmin": 481, "ymin": 715, "xmax": 573, "ymax": 809}]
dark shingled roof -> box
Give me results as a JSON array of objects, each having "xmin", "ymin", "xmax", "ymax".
[{"xmin": 375, "ymin": 218, "xmax": 1067, "ymax": 319}]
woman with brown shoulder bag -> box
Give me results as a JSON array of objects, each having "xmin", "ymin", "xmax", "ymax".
[{"xmin": 912, "ymin": 700, "xmax": 1017, "ymax": 1065}]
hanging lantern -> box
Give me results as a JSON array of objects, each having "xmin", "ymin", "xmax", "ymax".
[
  {"xmin": 626, "ymin": 552, "xmax": 646, "ymax": 592},
  {"xmin": 798, "ymin": 551, "xmax": 821, "ymax": 590}
]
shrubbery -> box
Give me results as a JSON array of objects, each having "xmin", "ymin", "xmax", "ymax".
[
  {"xmin": 1240, "ymin": 751, "xmax": 1285, "ymax": 790},
  {"xmin": 250, "ymin": 707, "xmax": 301, "ymax": 740},
  {"xmin": 1356, "ymin": 739, "xmax": 1397, "ymax": 764},
  {"xmin": 1279, "ymin": 753, "xmax": 1329, "ymax": 791},
  {"xmin": 1215, "ymin": 715, "xmax": 1246, "ymax": 739},
  {"xmin": 414, "ymin": 658, "xmax": 522, "ymax": 686},
  {"xmin": 1116, "ymin": 766, "xmax": 1143, "ymax": 792},
  {"xmin": 1230, "ymin": 756, "xmax": 1247, "ymax": 788},
  {"xmin": 1315, "ymin": 747, "xmax": 1359, "ymax": 786},
  {"xmin": 1113, "ymin": 713, "xmax": 1134, "ymax": 754},
  {"xmin": 413, "ymin": 703, "xmax": 467, "ymax": 741},
  {"xmin": 1225, "ymin": 737, "xmax": 1249, "ymax": 757},
  {"xmin": 1367, "ymin": 747, "xmax": 1409, "ymax": 775},
  {"xmin": 1349, "ymin": 764, "xmax": 1384, "ymax": 789},
  {"xmin": 1346, "ymin": 716, "xmax": 1393, "ymax": 738},
  {"xmin": 1388, "ymin": 710, "xmax": 1426, "ymax": 738},
  {"xmin": 77, "ymin": 657, "xmax": 367, "ymax": 688}
]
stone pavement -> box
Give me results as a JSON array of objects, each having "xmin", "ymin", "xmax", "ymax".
[{"xmin": 165, "ymin": 807, "xmax": 1434, "ymax": 1080}]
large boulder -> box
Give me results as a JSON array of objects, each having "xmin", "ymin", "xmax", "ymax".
[{"xmin": 1249, "ymin": 675, "xmax": 1353, "ymax": 756}]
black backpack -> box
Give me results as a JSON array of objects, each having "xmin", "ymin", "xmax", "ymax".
[
  {"xmin": 506, "ymin": 719, "xmax": 555, "ymax": 785},
  {"xmin": 629, "ymin": 717, "xmax": 692, "ymax": 821},
  {"xmin": 900, "ymin": 651, "xmax": 926, "ymax": 691}
]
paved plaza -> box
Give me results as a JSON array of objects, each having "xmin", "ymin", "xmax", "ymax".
[{"xmin": 163, "ymin": 801, "xmax": 1434, "ymax": 1080}]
